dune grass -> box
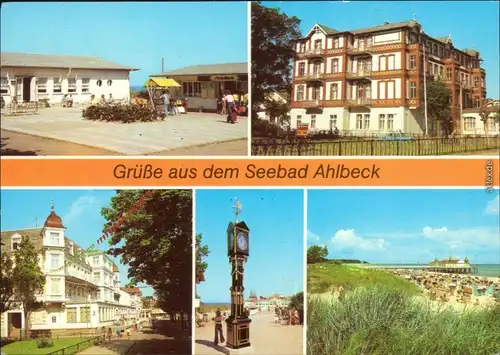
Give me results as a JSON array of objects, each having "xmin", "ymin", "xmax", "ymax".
[
  {"xmin": 307, "ymin": 263, "xmax": 500, "ymax": 354},
  {"xmin": 308, "ymin": 262, "xmax": 421, "ymax": 295}
]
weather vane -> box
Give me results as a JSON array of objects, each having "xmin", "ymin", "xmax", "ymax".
[
  {"xmin": 233, "ymin": 197, "xmax": 242, "ymax": 222},
  {"xmin": 50, "ymin": 200, "xmax": 55, "ymax": 211}
]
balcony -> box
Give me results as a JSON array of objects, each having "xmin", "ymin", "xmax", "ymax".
[
  {"xmin": 347, "ymin": 44, "xmax": 373, "ymax": 55},
  {"xmin": 303, "ymin": 72, "xmax": 324, "ymax": 82},
  {"xmin": 345, "ymin": 98, "xmax": 373, "ymax": 107},
  {"xmin": 292, "ymin": 99, "xmax": 322, "ymax": 109},
  {"xmin": 346, "ymin": 68, "xmax": 372, "ymax": 79},
  {"xmin": 297, "ymin": 48, "xmax": 325, "ymax": 59}
]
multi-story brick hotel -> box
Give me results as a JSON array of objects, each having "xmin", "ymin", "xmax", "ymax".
[{"xmin": 290, "ymin": 20, "xmax": 494, "ymax": 135}]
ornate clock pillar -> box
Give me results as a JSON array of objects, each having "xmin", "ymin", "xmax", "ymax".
[{"xmin": 226, "ymin": 198, "xmax": 252, "ymax": 350}]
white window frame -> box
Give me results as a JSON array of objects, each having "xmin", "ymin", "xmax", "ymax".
[
  {"xmin": 11, "ymin": 235, "xmax": 21, "ymax": 250},
  {"xmin": 50, "ymin": 254, "xmax": 60, "ymax": 270},
  {"xmin": 329, "ymin": 114, "xmax": 337, "ymax": 130},
  {"xmin": 296, "ymin": 86, "xmax": 305, "ymax": 101},
  {"xmin": 363, "ymin": 114, "xmax": 370, "ymax": 130},
  {"xmin": 67, "ymin": 77, "xmax": 77, "ymax": 93},
  {"xmin": 379, "ymin": 114, "xmax": 386, "ymax": 130},
  {"xmin": 53, "ymin": 77, "xmax": 62, "ymax": 94},
  {"xmin": 330, "ymin": 83, "xmax": 338, "ymax": 100},
  {"xmin": 37, "ymin": 77, "xmax": 48, "ymax": 94},
  {"xmin": 81, "ymin": 78, "xmax": 90, "ymax": 93},
  {"xmin": 332, "ymin": 59, "xmax": 339, "ymax": 73},
  {"xmin": 387, "ymin": 114, "xmax": 394, "ymax": 130},
  {"xmin": 356, "ymin": 114, "xmax": 363, "ymax": 129},
  {"xmin": 50, "ymin": 277, "xmax": 61, "ymax": 294},
  {"xmin": 93, "ymin": 256, "xmax": 100, "ymax": 265},
  {"xmin": 49, "ymin": 232, "xmax": 60, "ymax": 246},
  {"xmin": 310, "ymin": 114, "xmax": 316, "ymax": 130},
  {"xmin": 0, "ymin": 76, "xmax": 9, "ymax": 95},
  {"xmin": 298, "ymin": 62, "xmax": 305, "ymax": 76}
]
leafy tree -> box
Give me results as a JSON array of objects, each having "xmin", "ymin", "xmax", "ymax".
[
  {"xmin": 0, "ymin": 250, "xmax": 15, "ymax": 313},
  {"xmin": 289, "ymin": 291, "xmax": 304, "ymax": 324},
  {"xmin": 307, "ymin": 245, "xmax": 328, "ymax": 264},
  {"xmin": 12, "ymin": 236, "xmax": 45, "ymax": 339},
  {"xmin": 423, "ymin": 79, "xmax": 451, "ymax": 136},
  {"xmin": 264, "ymin": 98, "xmax": 291, "ymax": 126},
  {"xmin": 103, "ymin": 190, "xmax": 192, "ymax": 331},
  {"xmin": 251, "ymin": 2, "xmax": 301, "ymax": 105},
  {"xmin": 195, "ymin": 233, "xmax": 209, "ymax": 284}
]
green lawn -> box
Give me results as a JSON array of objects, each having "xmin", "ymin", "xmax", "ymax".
[
  {"xmin": 252, "ymin": 137, "xmax": 500, "ymax": 156},
  {"xmin": 1, "ymin": 338, "xmax": 91, "ymax": 355},
  {"xmin": 307, "ymin": 262, "xmax": 421, "ymax": 295}
]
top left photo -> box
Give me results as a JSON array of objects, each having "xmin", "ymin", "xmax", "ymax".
[{"xmin": 0, "ymin": 1, "xmax": 249, "ymax": 156}]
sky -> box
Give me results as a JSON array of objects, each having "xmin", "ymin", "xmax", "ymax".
[
  {"xmin": 263, "ymin": 1, "xmax": 500, "ymax": 98},
  {"xmin": 308, "ymin": 189, "xmax": 500, "ymax": 265},
  {"xmin": 0, "ymin": 2, "xmax": 248, "ymax": 87},
  {"xmin": 196, "ymin": 189, "xmax": 304, "ymax": 303},
  {"xmin": 0, "ymin": 189, "xmax": 153, "ymax": 296}
]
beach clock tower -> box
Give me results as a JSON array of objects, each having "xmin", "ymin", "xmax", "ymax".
[{"xmin": 226, "ymin": 197, "xmax": 252, "ymax": 350}]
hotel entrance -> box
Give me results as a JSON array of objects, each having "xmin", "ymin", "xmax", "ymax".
[{"xmin": 14, "ymin": 76, "xmax": 33, "ymax": 102}]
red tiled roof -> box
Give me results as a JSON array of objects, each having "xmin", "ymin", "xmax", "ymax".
[{"xmin": 44, "ymin": 211, "xmax": 65, "ymax": 229}]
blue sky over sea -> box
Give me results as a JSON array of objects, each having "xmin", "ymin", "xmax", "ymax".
[
  {"xmin": 263, "ymin": 0, "xmax": 500, "ymax": 98},
  {"xmin": 0, "ymin": 190, "xmax": 153, "ymax": 296},
  {"xmin": 0, "ymin": 2, "xmax": 248, "ymax": 87},
  {"xmin": 308, "ymin": 189, "xmax": 500, "ymax": 265},
  {"xmin": 196, "ymin": 189, "xmax": 304, "ymax": 303}
]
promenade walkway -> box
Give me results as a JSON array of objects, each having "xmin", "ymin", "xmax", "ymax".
[{"xmin": 195, "ymin": 311, "xmax": 303, "ymax": 355}]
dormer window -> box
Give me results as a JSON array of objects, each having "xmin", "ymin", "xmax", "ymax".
[
  {"xmin": 11, "ymin": 234, "xmax": 21, "ymax": 251},
  {"xmin": 314, "ymin": 39, "xmax": 322, "ymax": 50},
  {"xmin": 68, "ymin": 242, "xmax": 74, "ymax": 255},
  {"xmin": 49, "ymin": 232, "xmax": 60, "ymax": 246}
]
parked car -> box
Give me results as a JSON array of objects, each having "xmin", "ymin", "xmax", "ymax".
[{"xmin": 376, "ymin": 132, "xmax": 415, "ymax": 142}]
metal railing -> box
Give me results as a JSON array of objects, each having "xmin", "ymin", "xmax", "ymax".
[
  {"xmin": 251, "ymin": 136, "xmax": 500, "ymax": 156},
  {"xmin": 304, "ymin": 72, "xmax": 324, "ymax": 80},
  {"xmin": 346, "ymin": 68, "xmax": 372, "ymax": 77},
  {"xmin": 1, "ymin": 102, "xmax": 39, "ymax": 116},
  {"xmin": 45, "ymin": 335, "xmax": 105, "ymax": 355}
]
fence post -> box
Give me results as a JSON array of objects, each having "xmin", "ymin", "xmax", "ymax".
[
  {"xmin": 370, "ymin": 140, "xmax": 374, "ymax": 156},
  {"xmin": 338, "ymin": 141, "xmax": 342, "ymax": 156},
  {"xmin": 435, "ymin": 138, "xmax": 439, "ymax": 155},
  {"xmin": 417, "ymin": 137, "xmax": 421, "ymax": 155}
]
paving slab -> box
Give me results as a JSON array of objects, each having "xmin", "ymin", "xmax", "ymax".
[
  {"xmin": 1, "ymin": 107, "xmax": 248, "ymax": 155},
  {"xmin": 195, "ymin": 312, "xmax": 303, "ymax": 355}
]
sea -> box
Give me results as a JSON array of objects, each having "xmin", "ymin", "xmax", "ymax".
[{"xmin": 369, "ymin": 264, "xmax": 500, "ymax": 277}]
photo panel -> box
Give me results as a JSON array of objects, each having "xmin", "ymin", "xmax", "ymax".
[
  {"xmin": 0, "ymin": 1, "xmax": 249, "ymax": 157},
  {"xmin": 0, "ymin": 189, "xmax": 193, "ymax": 355},
  {"xmin": 306, "ymin": 188, "xmax": 500, "ymax": 355},
  {"xmin": 195, "ymin": 189, "xmax": 305, "ymax": 355},
  {"xmin": 251, "ymin": 1, "xmax": 500, "ymax": 156}
]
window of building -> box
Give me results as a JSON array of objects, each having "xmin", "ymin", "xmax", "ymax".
[
  {"xmin": 298, "ymin": 62, "xmax": 305, "ymax": 76},
  {"xmin": 333, "ymin": 37, "xmax": 340, "ymax": 49},
  {"xmin": 11, "ymin": 235, "xmax": 21, "ymax": 250},
  {"xmin": 182, "ymin": 82, "xmax": 201, "ymax": 97},
  {"xmin": 37, "ymin": 77, "xmax": 47, "ymax": 93},
  {"xmin": 310, "ymin": 114, "xmax": 316, "ymax": 129},
  {"xmin": 67, "ymin": 308, "xmax": 77, "ymax": 323},
  {"xmin": 96, "ymin": 79, "xmax": 102, "ymax": 87},
  {"xmin": 329, "ymin": 115, "xmax": 337, "ymax": 129},
  {"xmin": 50, "ymin": 254, "xmax": 60, "ymax": 270},
  {"xmin": 0, "ymin": 76, "xmax": 8, "ymax": 94},
  {"xmin": 409, "ymin": 55, "xmax": 416, "ymax": 69},
  {"xmin": 379, "ymin": 56, "xmax": 387, "ymax": 71},
  {"xmin": 464, "ymin": 117, "xmax": 476, "ymax": 130},
  {"xmin": 446, "ymin": 68, "xmax": 452, "ymax": 80},
  {"xmin": 93, "ymin": 271, "xmax": 100, "ymax": 284},
  {"xmin": 433, "ymin": 43, "xmax": 438, "ymax": 56},
  {"xmin": 356, "ymin": 114, "xmax": 363, "ymax": 129},
  {"xmin": 93, "ymin": 256, "xmax": 100, "ymax": 265},
  {"xmin": 363, "ymin": 114, "xmax": 370, "ymax": 130},
  {"xmin": 313, "ymin": 62, "xmax": 321, "ymax": 74},
  {"xmin": 378, "ymin": 114, "xmax": 385, "ymax": 130},
  {"xmin": 387, "ymin": 55, "xmax": 396, "ymax": 70},
  {"xmin": 296, "ymin": 115, "xmax": 302, "ymax": 125},
  {"xmin": 67, "ymin": 242, "xmax": 74, "ymax": 255},
  {"xmin": 68, "ymin": 77, "xmax": 76, "ymax": 93},
  {"xmin": 330, "ymin": 83, "xmax": 338, "ymax": 100},
  {"xmin": 53, "ymin": 77, "xmax": 62, "ymax": 93},
  {"xmin": 387, "ymin": 114, "xmax": 394, "ymax": 130},
  {"xmin": 107, "ymin": 79, "xmax": 113, "ymax": 86},
  {"xmin": 332, "ymin": 58, "xmax": 339, "ymax": 73},
  {"xmin": 51, "ymin": 278, "xmax": 61, "ymax": 294},
  {"xmin": 299, "ymin": 43, "xmax": 306, "ymax": 52},
  {"xmin": 438, "ymin": 46, "xmax": 443, "ymax": 58},
  {"xmin": 314, "ymin": 39, "xmax": 322, "ymax": 50},
  {"xmin": 50, "ymin": 232, "xmax": 59, "ymax": 246},
  {"xmin": 296, "ymin": 85, "xmax": 305, "ymax": 101},
  {"xmin": 80, "ymin": 307, "xmax": 90, "ymax": 323},
  {"xmin": 82, "ymin": 78, "xmax": 90, "ymax": 93},
  {"xmin": 311, "ymin": 87, "xmax": 320, "ymax": 100}
]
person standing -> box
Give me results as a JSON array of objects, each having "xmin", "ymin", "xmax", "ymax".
[
  {"xmin": 160, "ymin": 90, "xmax": 171, "ymax": 116},
  {"xmin": 213, "ymin": 310, "xmax": 225, "ymax": 346},
  {"xmin": 225, "ymin": 90, "xmax": 235, "ymax": 124}
]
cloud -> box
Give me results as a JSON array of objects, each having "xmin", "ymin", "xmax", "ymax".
[
  {"xmin": 422, "ymin": 226, "xmax": 498, "ymax": 249},
  {"xmin": 63, "ymin": 195, "xmax": 101, "ymax": 225},
  {"xmin": 485, "ymin": 194, "xmax": 499, "ymax": 216},
  {"xmin": 331, "ymin": 229, "xmax": 389, "ymax": 251},
  {"xmin": 307, "ymin": 230, "xmax": 321, "ymax": 242}
]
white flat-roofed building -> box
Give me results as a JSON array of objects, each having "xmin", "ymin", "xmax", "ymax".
[{"xmin": 0, "ymin": 52, "xmax": 138, "ymax": 105}]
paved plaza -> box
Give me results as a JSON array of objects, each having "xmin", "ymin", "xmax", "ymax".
[
  {"xmin": 195, "ymin": 311, "xmax": 303, "ymax": 355},
  {"xmin": 1, "ymin": 107, "xmax": 248, "ymax": 155}
]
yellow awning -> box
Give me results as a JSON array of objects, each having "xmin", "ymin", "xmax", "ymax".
[{"xmin": 145, "ymin": 77, "xmax": 181, "ymax": 88}]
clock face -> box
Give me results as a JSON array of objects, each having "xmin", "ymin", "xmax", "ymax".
[{"xmin": 237, "ymin": 233, "xmax": 248, "ymax": 251}]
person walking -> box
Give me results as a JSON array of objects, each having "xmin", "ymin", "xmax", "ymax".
[
  {"xmin": 107, "ymin": 327, "xmax": 112, "ymax": 342},
  {"xmin": 225, "ymin": 90, "xmax": 235, "ymax": 124},
  {"xmin": 213, "ymin": 310, "xmax": 225, "ymax": 346},
  {"xmin": 160, "ymin": 90, "xmax": 171, "ymax": 117}
]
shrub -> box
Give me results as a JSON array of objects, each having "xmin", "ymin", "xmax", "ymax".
[
  {"xmin": 308, "ymin": 286, "xmax": 500, "ymax": 355},
  {"xmin": 82, "ymin": 103, "xmax": 163, "ymax": 123},
  {"xmin": 36, "ymin": 336, "xmax": 54, "ymax": 348},
  {"xmin": 251, "ymin": 118, "xmax": 287, "ymax": 138}
]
